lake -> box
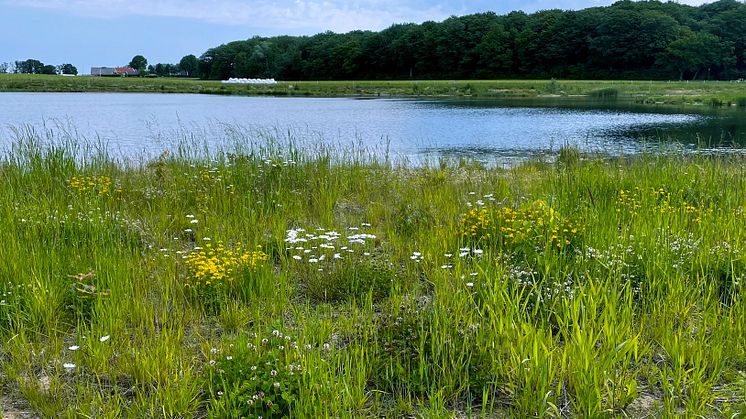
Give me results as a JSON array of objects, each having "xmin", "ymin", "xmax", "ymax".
[{"xmin": 1, "ymin": 92, "xmax": 744, "ymax": 165}]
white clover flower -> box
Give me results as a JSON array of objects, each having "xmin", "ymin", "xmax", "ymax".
[
  {"xmin": 274, "ymin": 382, "xmax": 281, "ymax": 388},
  {"xmin": 270, "ymin": 370, "xmax": 278, "ymax": 376},
  {"xmin": 63, "ymin": 362, "xmax": 76, "ymax": 369},
  {"xmin": 466, "ymin": 282, "xmax": 474, "ymax": 287},
  {"xmin": 292, "ymin": 255, "xmax": 302, "ymax": 260},
  {"xmin": 99, "ymin": 335, "xmax": 110, "ymax": 342},
  {"xmin": 309, "ymin": 258, "xmax": 319, "ymax": 263},
  {"xmin": 190, "ymin": 219, "xmax": 199, "ymax": 224},
  {"xmin": 68, "ymin": 345, "xmax": 79, "ymax": 351}
]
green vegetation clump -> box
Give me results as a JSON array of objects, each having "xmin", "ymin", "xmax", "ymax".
[
  {"xmin": 3, "ymin": 131, "xmax": 746, "ymax": 417},
  {"xmin": 589, "ymin": 87, "xmax": 620, "ymax": 99}
]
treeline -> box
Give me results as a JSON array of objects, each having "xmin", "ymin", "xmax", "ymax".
[
  {"xmin": 1, "ymin": 60, "xmax": 78, "ymax": 75},
  {"xmin": 197, "ymin": 0, "xmax": 746, "ymax": 81},
  {"xmin": 144, "ymin": 55, "xmax": 200, "ymax": 77}
]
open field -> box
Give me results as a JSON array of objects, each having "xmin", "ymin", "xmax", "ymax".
[
  {"xmin": 2, "ymin": 74, "xmax": 746, "ymax": 106},
  {"xmin": 1, "ymin": 130, "xmax": 746, "ymax": 417}
]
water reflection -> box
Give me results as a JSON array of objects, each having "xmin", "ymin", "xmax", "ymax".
[{"xmin": 0, "ymin": 93, "xmax": 744, "ymax": 165}]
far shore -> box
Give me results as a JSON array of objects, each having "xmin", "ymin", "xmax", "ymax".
[{"xmin": 1, "ymin": 74, "xmax": 746, "ymax": 108}]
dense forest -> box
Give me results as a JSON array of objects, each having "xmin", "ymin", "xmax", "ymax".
[{"xmin": 197, "ymin": 0, "xmax": 746, "ymax": 81}]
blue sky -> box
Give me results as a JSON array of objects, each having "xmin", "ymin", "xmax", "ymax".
[{"xmin": 0, "ymin": 0, "xmax": 710, "ymax": 74}]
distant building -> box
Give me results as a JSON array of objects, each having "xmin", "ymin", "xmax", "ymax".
[
  {"xmin": 91, "ymin": 67, "xmax": 116, "ymax": 76},
  {"xmin": 90, "ymin": 66, "xmax": 140, "ymax": 77},
  {"xmin": 114, "ymin": 66, "xmax": 139, "ymax": 76}
]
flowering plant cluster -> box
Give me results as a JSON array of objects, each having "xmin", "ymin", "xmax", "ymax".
[
  {"xmin": 206, "ymin": 329, "xmax": 308, "ymax": 418},
  {"xmin": 284, "ymin": 225, "xmax": 397, "ymax": 301},
  {"xmin": 67, "ymin": 175, "xmax": 114, "ymax": 195},
  {"xmin": 459, "ymin": 200, "xmax": 582, "ymax": 253},
  {"xmin": 617, "ymin": 187, "xmax": 709, "ymax": 224},
  {"xmin": 183, "ymin": 242, "xmax": 268, "ymax": 287}
]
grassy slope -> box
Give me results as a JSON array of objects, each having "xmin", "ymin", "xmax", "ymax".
[
  {"xmin": 2, "ymin": 74, "xmax": 746, "ymax": 105},
  {"xmin": 1, "ymin": 133, "xmax": 746, "ymax": 417}
]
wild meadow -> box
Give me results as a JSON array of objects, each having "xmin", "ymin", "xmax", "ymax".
[{"xmin": 1, "ymin": 129, "xmax": 746, "ymax": 418}]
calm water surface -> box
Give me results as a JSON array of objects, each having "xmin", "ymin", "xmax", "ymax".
[{"xmin": 1, "ymin": 92, "xmax": 744, "ymax": 164}]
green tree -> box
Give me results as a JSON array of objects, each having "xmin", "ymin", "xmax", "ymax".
[
  {"xmin": 15, "ymin": 59, "xmax": 45, "ymax": 74},
  {"xmin": 588, "ymin": 7, "xmax": 680, "ymax": 78},
  {"xmin": 475, "ymin": 23, "xmax": 513, "ymax": 78},
  {"xmin": 179, "ymin": 54, "xmax": 199, "ymax": 77},
  {"xmin": 0, "ymin": 62, "xmax": 8, "ymax": 73},
  {"xmin": 128, "ymin": 55, "xmax": 148, "ymax": 74},
  {"xmin": 154, "ymin": 63, "xmax": 168, "ymax": 76},
  {"xmin": 58, "ymin": 63, "xmax": 78, "ymax": 75},
  {"xmin": 702, "ymin": 2, "xmax": 746, "ymax": 77},
  {"xmin": 665, "ymin": 29, "xmax": 735, "ymax": 79}
]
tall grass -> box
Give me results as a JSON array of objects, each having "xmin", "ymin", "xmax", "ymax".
[{"xmin": 1, "ymin": 131, "xmax": 746, "ymax": 417}]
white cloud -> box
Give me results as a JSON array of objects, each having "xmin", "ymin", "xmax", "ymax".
[{"xmin": 7, "ymin": 0, "xmax": 455, "ymax": 32}]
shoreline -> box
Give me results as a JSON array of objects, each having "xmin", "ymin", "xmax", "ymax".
[{"xmin": 2, "ymin": 74, "xmax": 746, "ymax": 108}]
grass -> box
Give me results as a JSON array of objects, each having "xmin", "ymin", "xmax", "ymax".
[
  {"xmin": 2, "ymin": 130, "xmax": 746, "ymax": 417},
  {"xmin": 3, "ymin": 74, "xmax": 746, "ymax": 106}
]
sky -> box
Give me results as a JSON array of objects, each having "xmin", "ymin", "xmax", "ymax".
[{"xmin": 0, "ymin": 0, "xmax": 712, "ymax": 75}]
